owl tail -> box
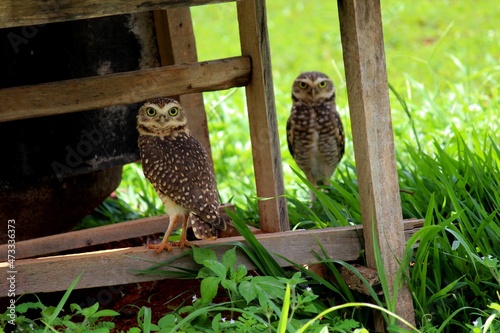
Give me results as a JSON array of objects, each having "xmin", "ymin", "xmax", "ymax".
[{"xmin": 189, "ymin": 213, "xmax": 226, "ymax": 240}]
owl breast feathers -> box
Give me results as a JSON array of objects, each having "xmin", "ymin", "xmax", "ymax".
[{"xmin": 138, "ymin": 133, "xmax": 225, "ymax": 235}]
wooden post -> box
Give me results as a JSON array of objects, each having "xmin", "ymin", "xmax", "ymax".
[
  {"xmin": 153, "ymin": 8, "xmax": 213, "ymax": 162},
  {"xmin": 237, "ymin": 0, "xmax": 289, "ymax": 233},
  {"xmin": 337, "ymin": 0, "xmax": 415, "ymax": 329}
]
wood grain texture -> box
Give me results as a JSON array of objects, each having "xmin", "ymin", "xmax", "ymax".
[
  {"xmin": 153, "ymin": 7, "xmax": 213, "ymax": 164},
  {"xmin": 0, "ymin": 0, "xmax": 236, "ymax": 29},
  {"xmin": 0, "ymin": 220, "xmax": 423, "ymax": 295},
  {"xmin": 237, "ymin": 0, "xmax": 289, "ymax": 233},
  {"xmin": 337, "ymin": 0, "xmax": 416, "ymax": 328},
  {"xmin": 0, "ymin": 56, "xmax": 250, "ymax": 123}
]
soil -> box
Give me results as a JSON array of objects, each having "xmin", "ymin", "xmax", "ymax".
[
  {"xmin": 0, "ymin": 278, "xmax": 204, "ymax": 331},
  {"xmin": 104, "ymin": 278, "xmax": 203, "ymax": 331}
]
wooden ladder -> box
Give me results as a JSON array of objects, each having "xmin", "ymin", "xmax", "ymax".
[{"xmin": 0, "ymin": 0, "xmax": 415, "ymax": 329}]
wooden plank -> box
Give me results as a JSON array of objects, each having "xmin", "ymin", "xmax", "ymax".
[
  {"xmin": 0, "ymin": 0, "xmax": 236, "ymax": 29},
  {"xmin": 0, "ymin": 216, "xmax": 165, "ymax": 261},
  {"xmin": 0, "ymin": 204, "xmax": 238, "ymax": 261},
  {"xmin": 0, "ymin": 220, "xmax": 423, "ymax": 295},
  {"xmin": 337, "ymin": 0, "xmax": 416, "ymax": 328},
  {"xmin": 237, "ymin": 0, "xmax": 289, "ymax": 233},
  {"xmin": 0, "ymin": 56, "xmax": 251, "ymax": 123},
  {"xmin": 153, "ymin": 7, "xmax": 213, "ymax": 163}
]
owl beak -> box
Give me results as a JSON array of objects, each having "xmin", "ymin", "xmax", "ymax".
[
  {"xmin": 311, "ymin": 88, "xmax": 317, "ymax": 99},
  {"xmin": 159, "ymin": 115, "xmax": 167, "ymax": 123}
]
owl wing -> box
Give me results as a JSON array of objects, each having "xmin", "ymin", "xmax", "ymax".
[
  {"xmin": 139, "ymin": 134, "xmax": 224, "ymax": 230},
  {"xmin": 329, "ymin": 107, "xmax": 345, "ymax": 159},
  {"xmin": 286, "ymin": 114, "xmax": 295, "ymax": 158},
  {"xmin": 317, "ymin": 103, "xmax": 345, "ymax": 163}
]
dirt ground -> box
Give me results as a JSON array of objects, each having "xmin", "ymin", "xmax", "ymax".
[{"xmin": 0, "ymin": 278, "xmax": 203, "ymax": 331}]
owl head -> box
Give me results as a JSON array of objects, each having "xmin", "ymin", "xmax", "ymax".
[
  {"xmin": 137, "ymin": 97, "xmax": 188, "ymax": 135},
  {"xmin": 292, "ymin": 71, "xmax": 335, "ymax": 103}
]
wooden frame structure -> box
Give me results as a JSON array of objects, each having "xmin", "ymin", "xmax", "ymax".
[{"xmin": 0, "ymin": 0, "xmax": 416, "ymax": 328}]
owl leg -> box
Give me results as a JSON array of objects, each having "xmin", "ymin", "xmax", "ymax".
[
  {"xmin": 305, "ymin": 173, "xmax": 317, "ymax": 202},
  {"xmin": 172, "ymin": 213, "xmax": 191, "ymax": 249},
  {"xmin": 147, "ymin": 214, "xmax": 178, "ymax": 253}
]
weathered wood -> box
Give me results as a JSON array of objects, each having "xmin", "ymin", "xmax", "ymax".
[
  {"xmin": 0, "ymin": 0, "xmax": 236, "ymax": 29},
  {"xmin": 153, "ymin": 7, "xmax": 213, "ymax": 163},
  {"xmin": 0, "ymin": 204, "xmax": 238, "ymax": 261},
  {"xmin": 237, "ymin": 0, "xmax": 289, "ymax": 233},
  {"xmin": 337, "ymin": 0, "xmax": 416, "ymax": 328},
  {"xmin": 0, "ymin": 220, "xmax": 423, "ymax": 295},
  {"xmin": 0, "ymin": 56, "xmax": 251, "ymax": 123}
]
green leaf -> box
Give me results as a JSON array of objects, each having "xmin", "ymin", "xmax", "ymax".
[
  {"xmin": 158, "ymin": 314, "xmax": 178, "ymax": 328},
  {"xmin": 62, "ymin": 320, "xmax": 78, "ymax": 329},
  {"xmin": 70, "ymin": 303, "xmax": 83, "ymax": 314},
  {"xmin": 318, "ymin": 326, "xmax": 330, "ymax": 333},
  {"xmin": 277, "ymin": 284, "xmax": 290, "ymax": 333},
  {"xmin": 239, "ymin": 280, "xmax": 257, "ymax": 304},
  {"xmin": 200, "ymin": 276, "xmax": 221, "ymax": 304},
  {"xmin": 251, "ymin": 276, "xmax": 285, "ymax": 299},
  {"xmin": 234, "ymin": 264, "xmax": 248, "ymax": 281},
  {"xmin": 222, "ymin": 247, "xmax": 237, "ymax": 269},
  {"xmin": 197, "ymin": 266, "xmax": 215, "ymax": 279},
  {"xmin": 192, "ymin": 246, "xmax": 217, "ymax": 265},
  {"xmin": 16, "ymin": 301, "xmax": 43, "ymax": 314},
  {"xmin": 221, "ymin": 279, "xmax": 237, "ymax": 293},
  {"xmin": 203, "ymin": 260, "xmax": 228, "ymax": 280},
  {"xmin": 43, "ymin": 272, "xmax": 83, "ymax": 327},
  {"xmin": 92, "ymin": 309, "xmax": 120, "ymax": 318},
  {"xmin": 212, "ymin": 313, "xmax": 222, "ymax": 332},
  {"xmin": 81, "ymin": 302, "xmax": 99, "ymax": 317}
]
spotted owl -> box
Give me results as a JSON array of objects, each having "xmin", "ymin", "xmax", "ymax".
[
  {"xmin": 286, "ymin": 71, "xmax": 345, "ymax": 201},
  {"xmin": 137, "ymin": 97, "xmax": 226, "ymax": 253}
]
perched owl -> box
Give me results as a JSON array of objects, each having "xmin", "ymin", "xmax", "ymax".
[
  {"xmin": 137, "ymin": 97, "xmax": 226, "ymax": 253},
  {"xmin": 286, "ymin": 71, "xmax": 345, "ymax": 201}
]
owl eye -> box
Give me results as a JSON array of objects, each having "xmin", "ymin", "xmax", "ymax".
[
  {"xmin": 168, "ymin": 107, "xmax": 179, "ymax": 116},
  {"xmin": 298, "ymin": 81, "xmax": 308, "ymax": 89},
  {"xmin": 318, "ymin": 81, "xmax": 328, "ymax": 88},
  {"xmin": 145, "ymin": 107, "xmax": 156, "ymax": 117}
]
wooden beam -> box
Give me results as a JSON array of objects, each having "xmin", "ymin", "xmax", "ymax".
[
  {"xmin": 337, "ymin": 0, "xmax": 416, "ymax": 328},
  {"xmin": 0, "ymin": 205, "xmax": 238, "ymax": 261},
  {"xmin": 237, "ymin": 0, "xmax": 289, "ymax": 233},
  {"xmin": 0, "ymin": 220, "xmax": 423, "ymax": 295},
  {"xmin": 0, "ymin": 0, "xmax": 236, "ymax": 29},
  {"xmin": 0, "ymin": 56, "xmax": 251, "ymax": 123},
  {"xmin": 153, "ymin": 7, "xmax": 213, "ymax": 164}
]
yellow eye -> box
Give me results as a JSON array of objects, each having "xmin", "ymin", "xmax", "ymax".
[
  {"xmin": 168, "ymin": 107, "xmax": 179, "ymax": 116},
  {"xmin": 298, "ymin": 81, "xmax": 308, "ymax": 89},
  {"xmin": 145, "ymin": 107, "xmax": 156, "ymax": 117},
  {"xmin": 318, "ymin": 81, "xmax": 327, "ymax": 88}
]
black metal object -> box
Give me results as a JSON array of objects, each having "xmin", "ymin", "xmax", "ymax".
[{"xmin": 0, "ymin": 13, "xmax": 160, "ymax": 241}]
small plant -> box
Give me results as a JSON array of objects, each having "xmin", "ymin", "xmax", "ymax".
[
  {"xmin": 0, "ymin": 273, "xmax": 120, "ymax": 333},
  {"xmin": 167, "ymin": 245, "xmax": 355, "ymax": 332}
]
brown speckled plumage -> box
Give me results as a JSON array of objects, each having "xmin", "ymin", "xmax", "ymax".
[
  {"xmin": 286, "ymin": 72, "xmax": 345, "ymax": 201},
  {"xmin": 137, "ymin": 97, "xmax": 225, "ymax": 253}
]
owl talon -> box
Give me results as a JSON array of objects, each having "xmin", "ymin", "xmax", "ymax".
[
  {"xmin": 147, "ymin": 242, "xmax": 172, "ymax": 254},
  {"xmin": 171, "ymin": 239, "xmax": 191, "ymax": 249}
]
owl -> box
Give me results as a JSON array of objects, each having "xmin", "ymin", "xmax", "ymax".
[
  {"xmin": 137, "ymin": 97, "xmax": 226, "ymax": 253},
  {"xmin": 286, "ymin": 71, "xmax": 345, "ymax": 201}
]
